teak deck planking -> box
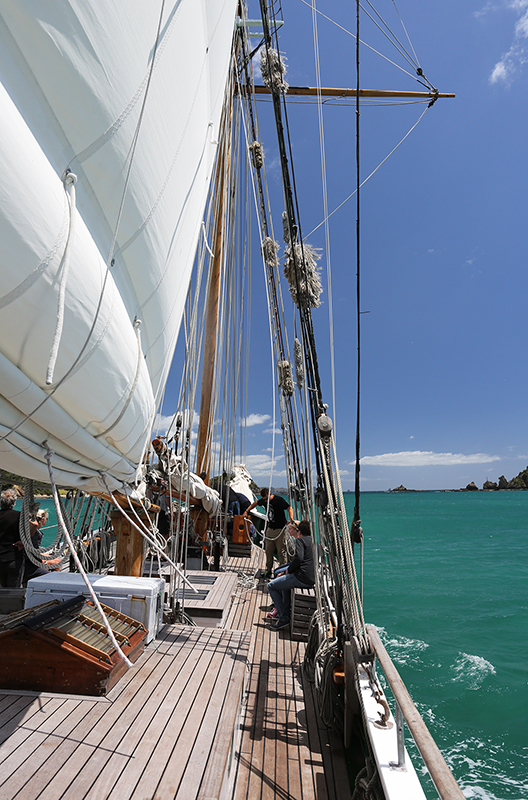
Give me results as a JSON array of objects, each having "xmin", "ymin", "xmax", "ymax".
[
  {"xmin": 225, "ymin": 546, "xmax": 350, "ymax": 800},
  {"xmin": 182, "ymin": 571, "xmax": 238, "ymax": 626},
  {"xmin": 0, "ymin": 543, "xmax": 351, "ymax": 800}
]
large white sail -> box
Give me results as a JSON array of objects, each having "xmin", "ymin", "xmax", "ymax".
[{"xmin": 0, "ymin": 0, "xmax": 237, "ymax": 491}]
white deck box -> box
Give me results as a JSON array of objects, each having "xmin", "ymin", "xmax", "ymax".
[{"xmin": 25, "ymin": 573, "xmax": 165, "ymax": 643}]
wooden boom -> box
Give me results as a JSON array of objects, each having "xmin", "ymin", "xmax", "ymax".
[{"xmin": 252, "ymin": 85, "xmax": 455, "ymax": 100}]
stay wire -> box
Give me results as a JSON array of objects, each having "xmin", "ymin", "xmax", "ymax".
[
  {"xmin": 298, "ymin": 0, "xmax": 429, "ymax": 86},
  {"xmin": 391, "ymin": 0, "xmax": 421, "ymax": 70},
  {"xmin": 306, "ymin": 103, "xmax": 431, "ymax": 239},
  {"xmin": 353, "ymin": 0, "xmax": 361, "ymax": 528},
  {"xmin": 360, "ymin": 0, "xmax": 423, "ymax": 75},
  {"xmin": 310, "ymin": 0, "xmax": 338, "ymax": 440}
]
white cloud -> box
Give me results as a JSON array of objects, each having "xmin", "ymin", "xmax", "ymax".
[
  {"xmin": 263, "ymin": 426, "xmax": 283, "ymax": 435},
  {"xmin": 242, "ymin": 453, "xmax": 286, "ymax": 480},
  {"xmin": 153, "ymin": 414, "xmax": 174, "ymax": 435},
  {"xmin": 487, "ymin": 2, "xmax": 528, "ymax": 84},
  {"xmin": 474, "ymin": 2, "xmax": 498, "ymax": 19},
  {"xmin": 356, "ymin": 451, "xmax": 501, "ymax": 467},
  {"xmin": 252, "ymin": 52, "xmax": 263, "ymax": 82},
  {"xmin": 153, "ymin": 413, "xmax": 188, "ymax": 435},
  {"xmin": 154, "ymin": 410, "xmax": 199, "ymax": 436},
  {"xmin": 242, "ymin": 413, "xmax": 271, "ymax": 427}
]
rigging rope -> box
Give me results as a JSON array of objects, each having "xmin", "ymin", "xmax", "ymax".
[
  {"xmin": 101, "ymin": 475, "xmax": 198, "ymax": 594},
  {"xmin": 306, "ymin": 103, "xmax": 431, "ymax": 238},
  {"xmin": 46, "ymin": 171, "xmax": 77, "ymax": 385},
  {"xmin": 311, "ymin": 0, "xmax": 338, "ymax": 436},
  {"xmin": 298, "ymin": 0, "xmax": 427, "ymax": 84},
  {"xmin": 353, "ymin": 0, "xmax": 362, "ymax": 532},
  {"xmin": 43, "ymin": 446, "xmax": 133, "ymax": 668}
]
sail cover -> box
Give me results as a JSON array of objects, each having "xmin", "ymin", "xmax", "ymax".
[{"xmin": 0, "ymin": 0, "xmax": 237, "ymax": 491}]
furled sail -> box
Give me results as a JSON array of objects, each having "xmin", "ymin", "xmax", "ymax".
[{"xmin": 0, "ymin": 0, "xmax": 237, "ymax": 491}]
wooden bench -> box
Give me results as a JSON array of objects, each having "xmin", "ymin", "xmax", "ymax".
[{"xmin": 291, "ymin": 585, "xmax": 316, "ymax": 641}]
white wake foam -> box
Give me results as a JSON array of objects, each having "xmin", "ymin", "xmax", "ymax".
[{"xmin": 451, "ymin": 652, "xmax": 496, "ymax": 690}]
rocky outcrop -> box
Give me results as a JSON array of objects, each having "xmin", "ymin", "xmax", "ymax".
[
  {"xmin": 465, "ymin": 468, "xmax": 528, "ymax": 491},
  {"xmin": 508, "ymin": 466, "xmax": 528, "ymax": 490},
  {"xmin": 390, "ymin": 485, "xmax": 408, "ymax": 493}
]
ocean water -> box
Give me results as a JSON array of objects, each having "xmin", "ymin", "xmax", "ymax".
[
  {"xmin": 20, "ymin": 492, "xmax": 528, "ymax": 798},
  {"xmin": 17, "ymin": 496, "xmax": 108, "ymax": 549},
  {"xmin": 353, "ymin": 491, "xmax": 528, "ymax": 800}
]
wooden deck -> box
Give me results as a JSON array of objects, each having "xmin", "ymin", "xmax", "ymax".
[
  {"xmin": 180, "ymin": 571, "xmax": 238, "ymax": 627},
  {"xmin": 225, "ymin": 548, "xmax": 351, "ymax": 800},
  {"xmin": 0, "ymin": 544, "xmax": 351, "ymax": 800}
]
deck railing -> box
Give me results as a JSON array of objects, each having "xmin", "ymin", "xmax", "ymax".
[{"xmin": 366, "ymin": 624, "xmax": 465, "ymax": 800}]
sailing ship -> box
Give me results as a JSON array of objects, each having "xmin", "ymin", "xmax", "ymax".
[{"xmin": 0, "ymin": 2, "xmax": 462, "ymax": 798}]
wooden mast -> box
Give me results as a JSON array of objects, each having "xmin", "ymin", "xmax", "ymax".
[
  {"xmin": 195, "ymin": 100, "xmax": 232, "ymax": 482},
  {"xmin": 92, "ymin": 492, "xmax": 159, "ymax": 577}
]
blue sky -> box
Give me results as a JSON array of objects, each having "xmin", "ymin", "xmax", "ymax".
[{"xmin": 162, "ymin": 1, "xmax": 528, "ymax": 492}]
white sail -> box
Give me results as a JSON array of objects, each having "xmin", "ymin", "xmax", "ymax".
[{"xmin": 0, "ymin": 0, "xmax": 237, "ymax": 491}]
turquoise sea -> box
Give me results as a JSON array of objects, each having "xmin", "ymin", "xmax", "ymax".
[
  {"xmin": 354, "ymin": 491, "xmax": 528, "ymax": 800},
  {"xmin": 20, "ymin": 491, "xmax": 528, "ymax": 798}
]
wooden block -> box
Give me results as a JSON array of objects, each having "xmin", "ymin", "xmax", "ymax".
[{"xmin": 232, "ymin": 515, "xmax": 251, "ymax": 544}]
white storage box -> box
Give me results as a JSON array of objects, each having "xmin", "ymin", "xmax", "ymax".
[{"xmin": 25, "ymin": 573, "xmax": 165, "ymax": 643}]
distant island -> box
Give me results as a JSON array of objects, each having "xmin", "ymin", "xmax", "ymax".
[
  {"xmin": 389, "ymin": 465, "xmax": 528, "ymax": 493},
  {"xmin": 0, "ymin": 469, "xmax": 54, "ymax": 496}
]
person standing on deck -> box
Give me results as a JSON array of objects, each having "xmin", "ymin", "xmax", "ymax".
[
  {"xmin": 23, "ymin": 508, "xmax": 50, "ymax": 584},
  {"xmin": 268, "ymin": 520, "xmax": 315, "ymax": 631},
  {"xmin": 242, "ymin": 487, "xmax": 293, "ymax": 578},
  {"xmin": 0, "ymin": 488, "xmax": 38, "ymax": 588}
]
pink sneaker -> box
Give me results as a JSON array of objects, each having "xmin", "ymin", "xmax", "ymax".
[{"xmin": 267, "ymin": 608, "xmax": 278, "ymax": 619}]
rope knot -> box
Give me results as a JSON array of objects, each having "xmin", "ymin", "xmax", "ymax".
[
  {"xmin": 249, "ymin": 141, "xmax": 264, "ymax": 170},
  {"xmin": 283, "ymin": 240, "xmax": 322, "ymax": 308},
  {"xmin": 61, "ymin": 169, "xmax": 78, "ymax": 187},
  {"xmin": 43, "ymin": 443, "xmax": 55, "ymax": 459},
  {"xmin": 278, "ymin": 360, "xmax": 294, "ymax": 396},
  {"xmin": 260, "ymin": 47, "xmax": 289, "ymax": 93}
]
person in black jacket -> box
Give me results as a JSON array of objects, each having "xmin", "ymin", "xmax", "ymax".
[
  {"xmin": 23, "ymin": 509, "xmax": 50, "ymax": 584},
  {"xmin": 0, "ymin": 488, "xmax": 24, "ymax": 588},
  {"xmin": 267, "ymin": 520, "xmax": 314, "ymax": 631},
  {"xmin": 243, "ymin": 487, "xmax": 293, "ymax": 577},
  {"xmin": 0, "ymin": 488, "xmax": 37, "ymax": 587}
]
